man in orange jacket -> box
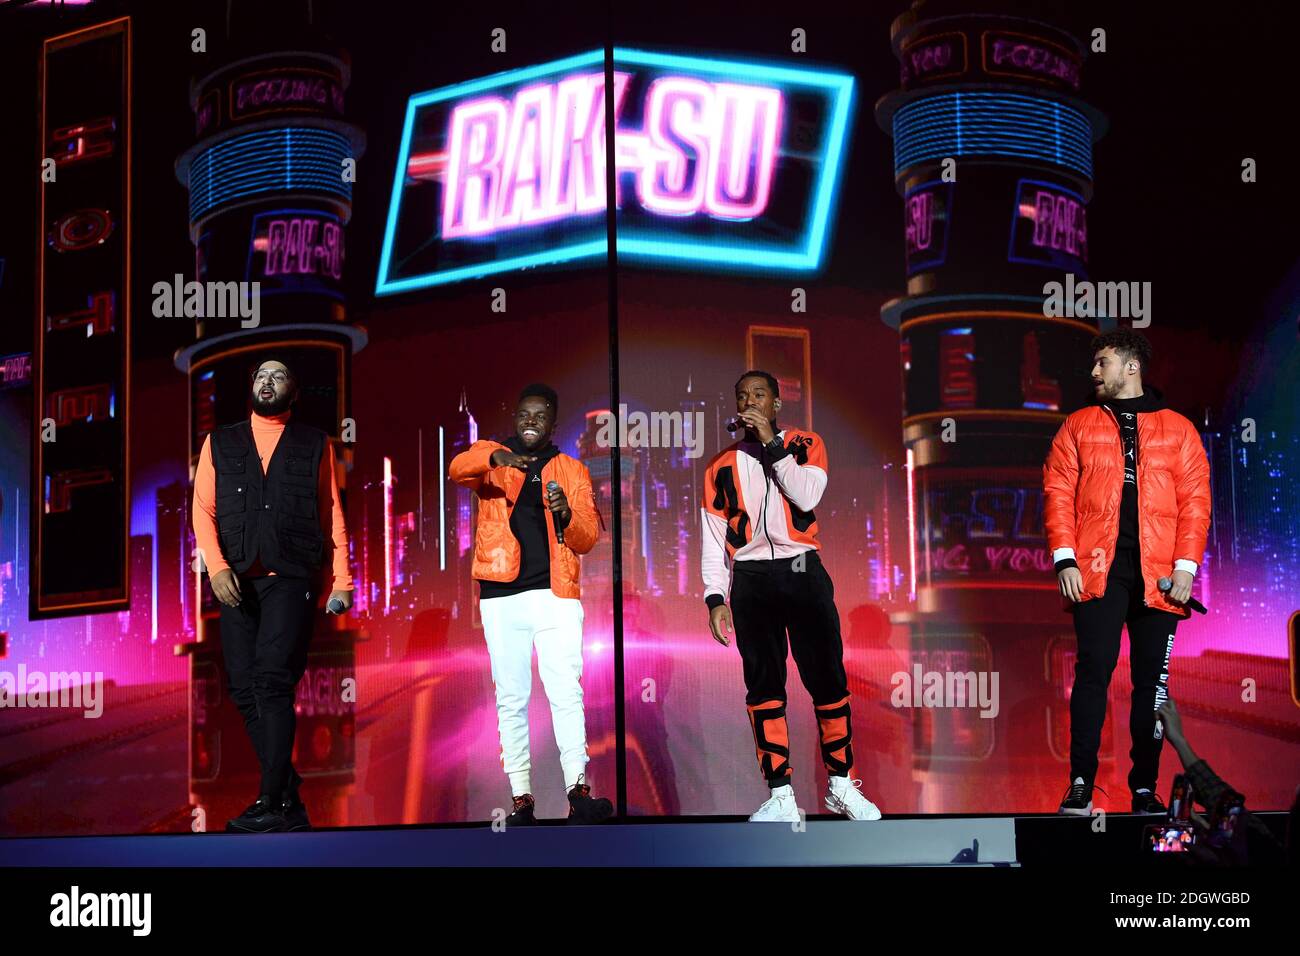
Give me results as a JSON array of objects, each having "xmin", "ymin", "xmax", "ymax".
[
  {"xmin": 1043, "ymin": 331, "xmax": 1210, "ymax": 816},
  {"xmin": 449, "ymin": 384, "xmax": 612, "ymax": 825},
  {"xmin": 192, "ymin": 359, "xmax": 353, "ymax": 833}
]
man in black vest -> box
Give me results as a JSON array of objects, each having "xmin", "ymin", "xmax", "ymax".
[{"xmin": 192, "ymin": 360, "xmax": 353, "ymax": 832}]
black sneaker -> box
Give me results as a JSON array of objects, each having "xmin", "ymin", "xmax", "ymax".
[
  {"xmin": 226, "ymin": 795, "xmax": 287, "ymax": 833},
  {"xmin": 1058, "ymin": 777, "xmax": 1094, "ymax": 816},
  {"xmin": 1131, "ymin": 789, "xmax": 1167, "ymax": 815},
  {"xmin": 279, "ymin": 792, "xmax": 312, "ymax": 831},
  {"xmin": 566, "ymin": 779, "xmax": 613, "ymax": 825},
  {"xmin": 505, "ymin": 793, "xmax": 537, "ymax": 827}
]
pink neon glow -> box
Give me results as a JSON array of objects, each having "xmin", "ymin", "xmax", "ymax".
[
  {"xmin": 2, "ymin": 354, "xmax": 32, "ymax": 385},
  {"xmin": 906, "ymin": 191, "xmax": 934, "ymax": 254},
  {"xmin": 436, "ymin": 71, "xmax": 782, "ymax": 238},
  {"xmin": 701, "ymin": 82, "xmax": 782, "ymax": 219},
  {"xmin": 1029, "ymin": 189, "xmax": 1087, "ymax": 259},
  {"xmin": 383, "ymin": 456, "xmax": 393, "ymax": 613},
  {"xmin": 906, "ymin": 447, "xmax": 917, "ymax": 602},
  {"xmin": 441, "ymin": 73, "xmax": 629, "ymax": 238},
  {"xmin": 441, "ymin": 98, "xmax": 509, "ymax": 237},
  {"xmin": 263, "ymin": 217, "xmax": 343, "ymax": 279},
  {"xmin": 496, "ymin": 82, "xmax": 554, "ymax": 228},
  {"xmin": 638, "ymin": 76, "xmax": 712, "ymax": 216},
  {"xmin": 406, "ymin": 151, "xmax": 447, "ymax": 180}
]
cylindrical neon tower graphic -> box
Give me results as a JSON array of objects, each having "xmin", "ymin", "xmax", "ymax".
[
  {"xmin": 876, "ymin": 0, "xmax": 1110, "ymax": 810},
  {"xmin": 171, "ymin": 5, "xmax": 367, "ymax": 825}
]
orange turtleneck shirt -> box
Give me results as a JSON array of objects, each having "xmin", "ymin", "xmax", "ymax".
[{"xmin": 191, "ymin": 410, "xmax": 354, "ymax": 592}]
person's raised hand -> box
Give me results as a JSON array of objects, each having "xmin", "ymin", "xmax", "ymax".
[{"xmin": 491, "ymin": 449, "xmax": 537, "ymax": 471}]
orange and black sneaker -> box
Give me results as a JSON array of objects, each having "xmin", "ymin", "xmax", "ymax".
[
  {"xmin": 566, "ymin": 777, "xmax": 613, "ymax": 825},
  {"xmin": 506, "ymin": 793, "xmax": 537, "ymax": 827}
]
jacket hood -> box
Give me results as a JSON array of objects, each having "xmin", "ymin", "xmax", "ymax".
[
  {"xmin": 502, "ymin": 434, "xmax": 561, "ymax": 462},
  {"xmin": 1100, "ymin": 384, "xmax": 1166, "ymax": 413}
]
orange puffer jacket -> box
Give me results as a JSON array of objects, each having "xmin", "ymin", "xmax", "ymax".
[
  {"xmin": 449, "ymin": 439, "xmax": 600, "ymax": 599},
  {"xmin": 1042, "ymin": 394, "xmax": 1211, "ymax": 617}
]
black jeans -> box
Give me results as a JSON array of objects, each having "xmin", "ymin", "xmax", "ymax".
[
  {"xmin": 219, "ymin": 574, "xmax": 316, "ymax": 798},
  {"xmin": 1069, "ymin": 546, "xmax": 1180, "ymax": 792},
  {"xmin": 730, "ymin": 551, "xmax": 853, "ymax": 785}
]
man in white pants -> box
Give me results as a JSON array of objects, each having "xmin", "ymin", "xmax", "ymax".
[{"xmin": 449, "ymin": 384, "xmax": 612, "ymax": 825}]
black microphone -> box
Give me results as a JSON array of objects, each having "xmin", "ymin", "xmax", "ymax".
[
  {"xmin": 546, "ymin": 480, "xmax": 565, "ymax": 545},
  {"xmin": 727, "ymin": 411, "xmax": 765, "ymax": 433},
  {"xmin": 1157, "ymin": 577, "xmax": 1207, "ymax": 614},
  {"xmin": 327, "ymin": 597, "xmax": 346, "ymax": 615}
]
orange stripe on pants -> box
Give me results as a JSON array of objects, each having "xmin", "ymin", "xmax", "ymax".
[
  {"xmin": 815, "ymin": 694, "xmax": 853, "ymax": 777},
  {"xmin": 746, "ymin": 699, "xmax": 792, "ymax": 785}
]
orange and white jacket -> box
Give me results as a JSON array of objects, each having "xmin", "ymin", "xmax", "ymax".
[{"xmin": 701, "ymin": 429, "xmax": 828, "ymax": 605}]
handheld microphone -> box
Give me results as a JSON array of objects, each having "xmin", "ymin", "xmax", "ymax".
[
  {"xmin": 725, "ymin": 416, "xmax": 742, "ymax": 433},
  {"xmin": 546, "ymin": 480, "xmax": 565, "ymax": 545},
  {"xmin": 1157, "ymin": 577, "xmax": 1207, "ymax": 615},
  {"xmin": 327, "ymin": 597, "xmax": 346, "ymax": 615}
]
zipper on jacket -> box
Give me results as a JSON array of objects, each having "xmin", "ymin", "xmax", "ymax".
[
  {"xmin": 538, "ymin": 460, "xmax": 566, "ymax": 554},
  {"xmin": 752, "ymin": 443, "xmax": 776, "ymax": 560},
  {"xmin": 1102, "ymin": 403, "xmax": 1147, "ymax": 607},
  {"xmin": 1134, "ymin": 414, "xmax": 1146, "ymax": 606},
  {"xmin": 761, "ymin": 475, "xmax": 774, "ymax": 559}
]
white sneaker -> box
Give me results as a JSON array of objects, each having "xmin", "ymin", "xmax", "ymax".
[
  {"xmin": 825, "ymin": 776, "xmax": 882, "ymax": 821},
  {"xmin": 748, "ymin": 784, "xmax": 802, "ymax": 822}
]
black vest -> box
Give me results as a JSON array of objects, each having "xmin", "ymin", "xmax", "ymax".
[{"xmin": 211, "ymin": 418, "xmax": 327, "ymax": 577}]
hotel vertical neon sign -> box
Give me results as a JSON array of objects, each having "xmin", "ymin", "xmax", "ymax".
[
  {"xmin": 34, "ymin": 18, "xmax": 132, "ymax": 617},
  {"xmin": 377, "ymin": 49, "xmax": 854, "ymax": 293}
]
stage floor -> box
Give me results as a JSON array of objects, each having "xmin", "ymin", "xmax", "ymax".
[
  {"xmin": 5, "ymin": 812, "xmax": 1290, "ymax": 867},
  {"xmin": 18, "ymin": 810, "xmax": 1288, "ymax": 868},
  {"xmin": 0, "ymin": 816, "xmax": 1010, "ymax": 867}
]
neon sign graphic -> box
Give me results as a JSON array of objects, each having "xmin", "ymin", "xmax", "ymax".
[
  {"xmin": 377, "ymin": 49, "xmax": 854, "ymax": 293},
  {"xmin": 438, "ymin": 73, "xmax": 782, "ymax": 238},
  {"xmin": 1008, "ymin": 178, "xmax": 1088, "ymax": 274},
  {"xmin": 1, "ymin": 352, "xmax": 32, "ymax": 389},
  {"xmin": 264, "ymin": 217, "xmax": 343, "ymax": 278},
  {"xmin": 904, "ymin": 180, "xmax": 951, "ymax": 274},
  {"xmin": 245, "ymin": 209, "xmax": 345, "ymax": 299},
  {"xmin": 924, "ymin": 481, "xmax": 1051, "ymax": 581}
]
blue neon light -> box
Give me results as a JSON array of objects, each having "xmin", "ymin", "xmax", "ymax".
[
  {"xmin": 376, "ymin": 48, "xmax": 855, "ymax": 295},
  {"xmin": 893, "ymin": 92, "xmax": 1094, "ymax": 178},
  {"xmin": 187, "ymin": 128, "xmax": 353, "ymax": 224}
]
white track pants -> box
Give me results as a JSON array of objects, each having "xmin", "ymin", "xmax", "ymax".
[{"xmin": 480, "ymin": 588, "xmax": 588, "ymax": 794}]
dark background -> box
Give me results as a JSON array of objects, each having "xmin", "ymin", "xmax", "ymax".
[
  {"xmin": 1, "ymin": 0, "xmax": 1297, "ymax": 829},
  {"xmin": 1, "ymin": 0, "xmax": 1295, "ymax": 398}
]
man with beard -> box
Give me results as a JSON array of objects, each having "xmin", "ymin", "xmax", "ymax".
[
  {"xmin": 702, "ymin": 370, "xmax": 882, "ymax": 822},
  {"xmin": 1043, "ymin": 331, "xmax": 1210, "ymax": 816},
  {"xmin": 192, "ymin": 359, "xmax": 353, "ymax": 832},
  {"xmin": 449, "ymin": 384, "xmax": 612, "ymax": 825}
]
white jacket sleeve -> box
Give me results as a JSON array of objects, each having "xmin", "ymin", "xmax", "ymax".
[
  {"xmin": 701, "ymin": 508, "xmax": 732, "ymax": 603},
  {"xmin": 771, "ymin": 455, "xmax": 828, "ymax": 512}
]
